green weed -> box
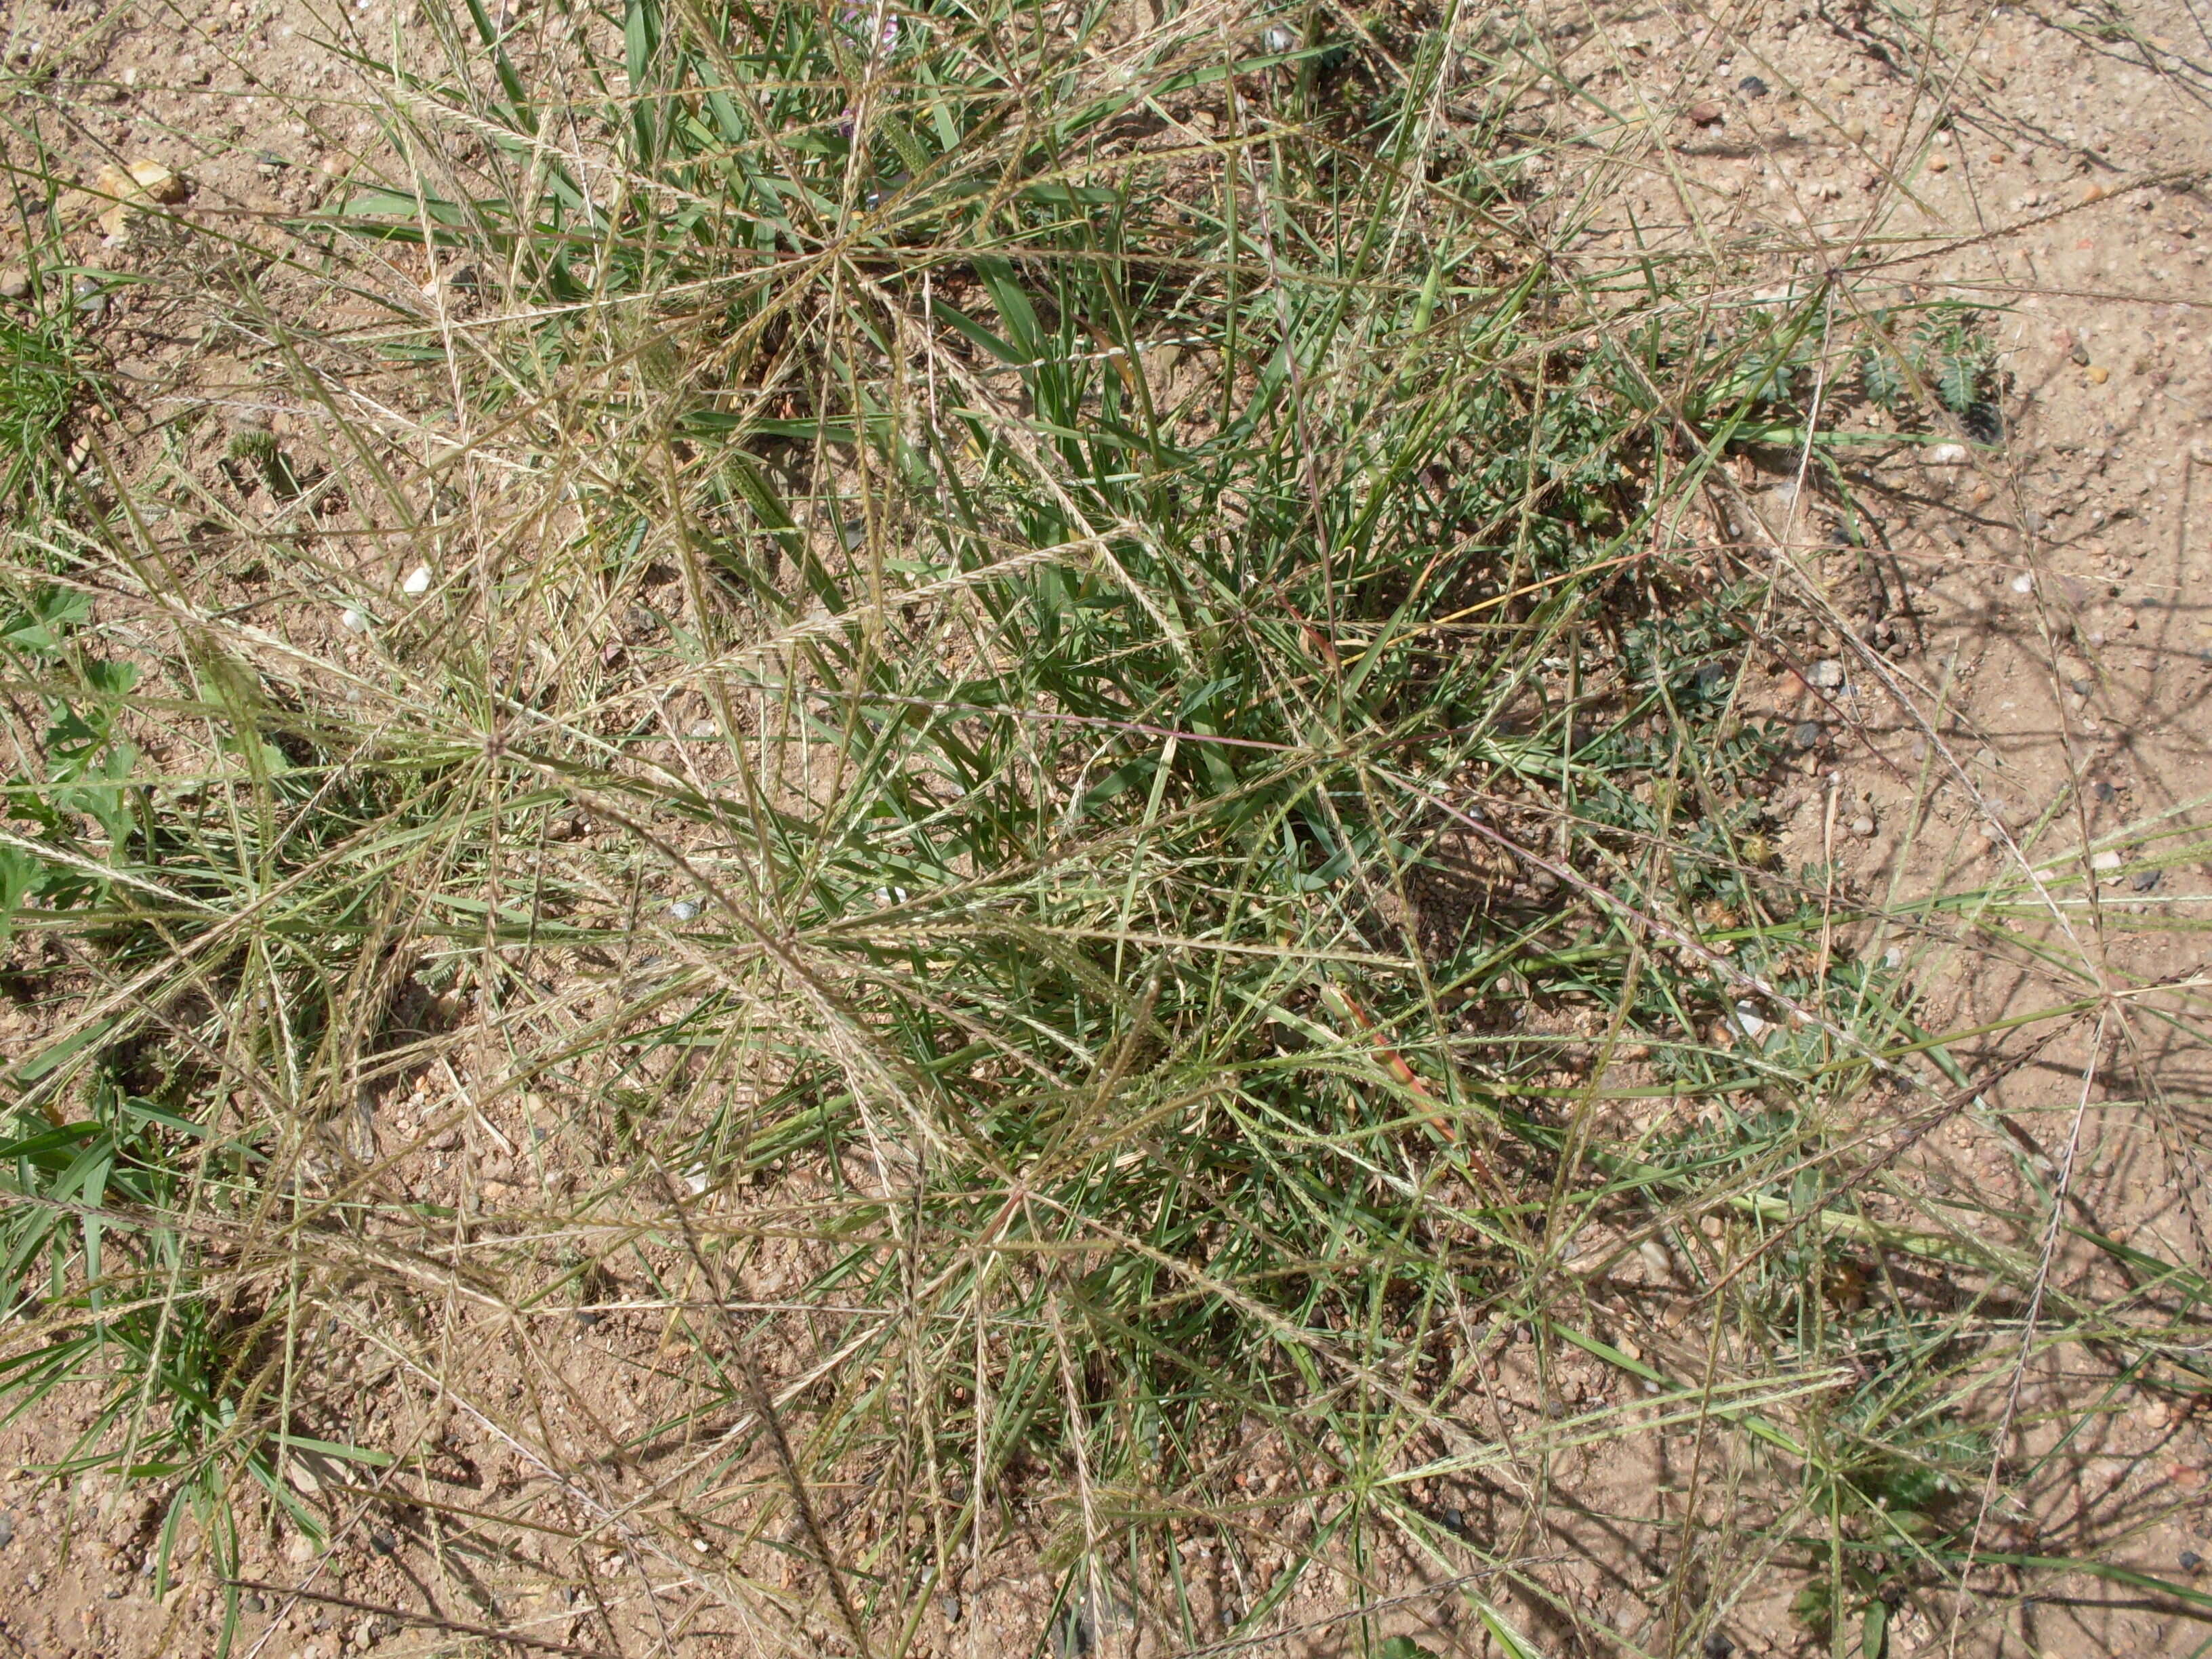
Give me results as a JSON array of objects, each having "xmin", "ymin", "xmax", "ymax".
[
  {"xmin": 0, "ymin": 309, "xmax": 78, "ymax": 503},
  {"xmin": 0, "ymin": 2, "xmax": 2201, "ymax": 1656}
]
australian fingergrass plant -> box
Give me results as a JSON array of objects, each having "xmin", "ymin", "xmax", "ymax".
[{"xmin": 0, "ymin": 1, "xmax": 2204, "ymax": 1655}]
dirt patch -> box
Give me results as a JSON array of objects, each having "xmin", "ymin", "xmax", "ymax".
[{"xmin": 2, "ymin": 1, "xmax": 2209, "ymax": 1657}]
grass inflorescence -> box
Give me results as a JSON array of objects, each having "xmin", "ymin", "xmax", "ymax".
[{"xmin": 0, "ymin": 1, "xmax": 2205, "ymax": 1656}]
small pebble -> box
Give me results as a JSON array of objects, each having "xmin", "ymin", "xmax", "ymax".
[
  {"xmin": 2182, "ymin": 1549, "xmax": 2204, "ymax": 1574},
  {"xmin": 0, "ymin": 270, "xmax": 26, "ymax": 301},
  {"xmin": 402, "ymin": 565, "xmax": 433, "ymax": 595},
  {"xmin": 941, "ymin": 1593, "xmax": 962, "ymax": 1622},
  {"xmin": 1927, "ymin": 152, "xmax": 1950, "ymax": 173},
  {"xmin": 2087, "ymin": 365, "xmax": 2110, "ymax": 384},
  {"xmin": 670, "ymin": 899, "xmax": 701, "ymax": 922},
  {"xmin": 1687, "ymin": 101, "xmax": 1723, "ymax": 127},
  {"xmin": 1790, "ymin": 720, "xmax": 1823, "ymax": 752},
  {"xmin": 1851, "ymin": 815, "xmax": 1877, "ymax": 839},
  {"xmin": 2091, "ymin": 850, "xmax": 2123, "ymax": 872},
  {"xmin": 2132, "ymin": 869, "xmax": 2162, "ymax": 893},
  {"xmin": 1261, "ymin": 22, "xmax": 1295, "ymax": 53},
  {"xmin": 2093, "ymin": 781, "xmax": 2117, "ymax": 802},
  {"xmin": 1737, "ymin": 75, "xmax": 1769, "ymax": 97},
  {"xmin": 1637, "ymin": 1239, "xmax": 1675, "ymax": 1279},
  {"xmin": 1808, "ymin": 659, "xmax": 1845, "ymax": 690},
  {"xmin": 339, "ymin": 607, "xmax": 370, "ymax": 633},
  {"xmin": 1883, "ymin": 945, "xmax": 1904, "ymax": 968},
  {"xmin": 2009, "ymin": 572, "xmax": 2034, "ymax": 594},
  {"xmin": 1926, "ymin": 443, "xmax": 1968, "ymax": 466}
]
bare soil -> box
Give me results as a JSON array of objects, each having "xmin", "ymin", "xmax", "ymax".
[{"xmin": 1, "ymin": 1, "xmax": 2209, "ymax": 1656}]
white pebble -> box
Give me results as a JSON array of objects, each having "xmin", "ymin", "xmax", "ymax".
[
  {"xmin": 339, "ymin": 607, "xmax": 369, "ymax": 632},
  {"xmin": 1851, "ymin": 815, "xmax": 1877, "ymax": 839},
  {"xmin": 1637, "ymin": 1240, "xmax": 1675, "ymax": 1280},
  {"xmin": 2009, "ymin": 572, "xmax": 2035, "ymax": 594},
  {"xmin": 1926, "ymin": 443, "xmax": 1968, "ymax": 466},
  {"xmin": 1807, "ymin": 659, "xmax": 1845, "ymax": 690},
  {"xmin": 1729, "ymin": 1000, "xmax": 1768, "ymax": 1039},
  {"xmin": 1883, "ymin": 945, "xmax": 1904, "ymax": 968},
  {"xmin": 402, "ymin": 565, "xmax": 433, "ymax": 595},
  {"xmin": 670, "ymin": 899, "xmax": 701, "ymax": 921},
  {"xmin": 2090, "ymin": 850, "xmax": 2123, "ymax": 872}
]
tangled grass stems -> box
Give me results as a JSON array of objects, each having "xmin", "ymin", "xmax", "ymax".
[{"xmin": 0, "ymin": 0, "xmax": 2205, "ymax": 1655}]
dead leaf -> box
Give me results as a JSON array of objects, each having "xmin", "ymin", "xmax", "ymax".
[{"xmin": 94, "ymin": 159, "xmax": 185, "ymax": 236}]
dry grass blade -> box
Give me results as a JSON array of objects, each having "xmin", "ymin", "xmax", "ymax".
[{"xmin": 0, "ymin": 0, "xmax": 2205, "ymax": 1656}]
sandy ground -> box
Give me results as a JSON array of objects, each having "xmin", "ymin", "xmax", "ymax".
[{"xmin": 1, "ymin": 0, "xmax": 2209, "ymax": 1655}]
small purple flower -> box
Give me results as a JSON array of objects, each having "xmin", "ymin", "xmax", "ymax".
[{"xmin": 839, "ymin": 6, "xmax": 898, "ymax": 54}]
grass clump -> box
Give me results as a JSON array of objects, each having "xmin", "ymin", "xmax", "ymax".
[
  {"xmin": 0, "ymin": 1, "xmax": 2204, "ymax": 1655},
  {"xmin": 0, "ymin": 308, "xmax": 78, "ymax": 502}
]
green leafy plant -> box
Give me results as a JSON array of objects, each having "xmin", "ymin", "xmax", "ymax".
[
  {"xmin": 0, "ymin": 310, "xmax": 79, "ymax": 502},
  {"xmin": 0, "ymin": 5, "xmax": 2198, "ymax": 1656},
  {"xmin": 222, "ymin": 428, "xmax": 302, "ymax": 499},
  {"xmin": 0, "ymin": 1068, "xmax": 280, "ymax": 1601},
  {"xmin": 1857, "ymin": 304, "xmax": 2003, "ymax": 438}
]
